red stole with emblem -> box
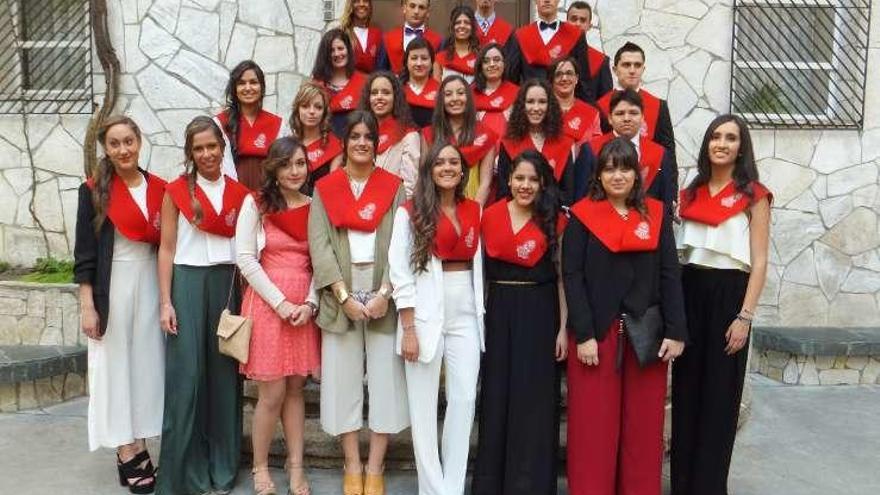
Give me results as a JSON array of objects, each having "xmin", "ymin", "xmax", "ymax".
[
  {"xmin": 598, "ymin": 89, "xmax": 662, "ymax": 140},
  {"xmin": 502, "ymin": 134, "xmax": 573, "ymax": 181},
  {"xmin": 404, "ymin": 199, "xmax": 481, "ymax": 261},
  {"xmin": 473, "ymin": 81, "xmax": 518, "ymax": 112},
  {"xmin": 166, "ymin": 175, "xmax": 250, "ymax": 237},
  {"xmin": 384, "ymin": 27, "xmax": 442, "ymax": 74},
  {"xmin": 264, "ymin": 202, "xmax": 310, "ymax": 242},
  {"xmin": 404, "ymin": 78, "xmax": 440, "ymax": 109},
  {"xmin": 305, "ymin": 135, "xmax": 343, "ymax": 173},
  {"xmin": 514, "ymin": 22, "xmax": 581, "ymax": 67},
  {"xmin": 481, "ymin": 199, "xmax": 548, "ymax": 268},
  {"xmin": 315, "ymin": 167, "xmax": 400, "ymax": 232},
  {"xmin": 353, "ymin": 26, "xmax": 383, "ymax": 73},
  {"xmin": 436, "ymin": 49, "xmax": 478, "ymax": 75},
  {"xmin": 590, "ymin": 134, "xmax": 664, "ymax": 191},
  {"xmin": 476, "ymin": 17, "xmax": 513, "ymax": 46},
  {"xmin": 570, "ymin": 197, "xmax": 664, "ymax": 253},
  {"xmin": 86, "ymin": 172, "xmax": 166, "ymax": 245},
  {"xmin": 679, "ymin": 181, "xmax": 772, "ymax": 227},
  {"xmin": 377, "ymin": 117, "xmax": 413, "ymax": 155},
  {"xmin": 216, "ymin": 109, "xmax": 283, "ymax": 158},
  {"xmin": 422, "ymin": 123, "xmax": 499, "ymax": 168},
  {"xmin": 587, "ymin": 46, "xmax": 607, "ymax": 80},
  {"xmin": 325, "ymin": 71, "xmax": 367, "ymax": 113},
  {"xmin": 562, "ymin": 99, "xmax": 601, "ymax": 143}
]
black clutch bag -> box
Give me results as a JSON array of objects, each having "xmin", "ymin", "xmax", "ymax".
[{"xmin": 620, "ymin": 305, "xmax": 664, "ymax": 368}]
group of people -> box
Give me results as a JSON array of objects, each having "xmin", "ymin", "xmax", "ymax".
[{"xmin": 74, "ymin": 1, "xmax": 772, "ymax": 495}]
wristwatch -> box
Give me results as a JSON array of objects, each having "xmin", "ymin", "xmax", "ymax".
[
  {"xmin": 378, "ymin": 286, "xmax": 393, "ymax": 300},
  {"xmin": 334, "ymin": 286, "xmax": 350, "ymax": 305}
]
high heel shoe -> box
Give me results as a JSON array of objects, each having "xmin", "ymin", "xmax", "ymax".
[
  {"xmin": 117, "ymin": 450, "xmax": 157, "ymax": 494},
  {"xmin": 363, "ymin": 467, "xmax": 385, "ymax": 495},
  {"xmin": 252, "ymin": 465, "xmax": 277, "ymax": 495},
  {"xmin": 285, "ymin": 461, "xmax": 310, "ymax": 495},
  {"xmin": 342, "ymin": 465, "xmax": 364, "ymax": 495}
]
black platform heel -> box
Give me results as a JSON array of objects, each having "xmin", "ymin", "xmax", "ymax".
[{"xmin": 116, "ymin": 450, "xmax": 157, "ymax": 494}]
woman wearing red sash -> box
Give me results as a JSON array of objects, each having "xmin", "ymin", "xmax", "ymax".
[
  {"xmin": 471, "ymin": 150, "xmax": 566, "ymax": 495},
  {"xmin": 401, "ymin": 37, "xmax": 440, "ymax": 129},
  {"xmin": 312, "ymin": 28, "xmax": 367, "ymax": 138},
  {"xmin": 75, "ymin": 116, "xmax": 164, "ymax": 494},
  {"xmin": 340, "ymin": 0, "xmax": 385, "ymax": 73},
  {"xmin": 552, "ymin": 57, "xmax": 602, "ymax": 146},
  {"xmin": 434, "ymin": 5, "xmax": 480, "ymax": 83},
  {"xmin": 563, "ymin": 137, "xmax": 686, "ymax": 495},
  {"xmin": 472, "ymin": 42, "xmax": 518, "ymax": 143},
  {"xmin": 358, "ymin": 71, "xmax": 420, "ymax": 198},
  {"xmin": 389, "ymin": 143, "xmax": 484, "ymax": 495},
  {"xmin": 236, "ymin": 137, "xmax": 321, "ymax": 495},
  {"xmin": 216, "ymin": 60, "xmax": 286, "ymax": 190},
  {"xmin": 671, "ymin": 115, "xmax": 772, "ymax": 495},
  {"xmin": 421, "ymin": 75, "xmax": 498, "ymax": 205},
  {"xmin": 290, "ymin": 81, "xmax": 343, "ymax": 191},
  {"xmin": 156, "ymin": 117, "xmax": 250, "ymax": 495},
  {"xmin": 309, "ymin": 111, "xmax": 409, "ymax": 495},
  {"xmin": 497, "ymin": 78, "xmax": 581, "ymax": 206}
]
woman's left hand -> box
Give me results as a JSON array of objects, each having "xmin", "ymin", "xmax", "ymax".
[
  {"xmin": 724, "ymin": 318, "xmax": 751, "ymax": 355},
  {"xmin": 658, "ymin": 338, "xmax": 685, "ymax": 362},
  {"xmin": 555, "ymin": 328, "xmax": 568, "ymax": 362},
  {"xmin": 287, "ymin": 305, "xmax": 311, "ymax": 327},
  {"xmin": 364, "ymin": 295, "xmax": 389, "ymax": 320}
]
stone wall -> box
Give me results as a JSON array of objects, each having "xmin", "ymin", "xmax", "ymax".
[
  {"xmin": 0, "ymin": 282, "xmax": 82, "ymax": 347},
  {"xmin": 0, "ymin": 0, "xmax": 878, "ymax": 326},
  {"xmin": 752, "ymin": 351, "xmax": 880, "ymax": 386}
]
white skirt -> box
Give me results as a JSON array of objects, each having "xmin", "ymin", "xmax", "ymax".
[{"xmin": 87, "ymin": 234, "xmax": 165, "ymax": 451}]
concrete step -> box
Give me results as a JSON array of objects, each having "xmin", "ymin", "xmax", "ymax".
[{"xmin": 0, "ymin": 345, "xmax": 87, "ymax": 412}]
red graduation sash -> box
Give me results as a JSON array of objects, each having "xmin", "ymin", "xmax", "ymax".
[
  {"xmin": 597, "ymin": 89, "xmax": 662, "ymax": 140},
  {"xmin": 403, "ymin": 199, "xmax": 481, "ymax": 261},
  {"xmin": 166, "ymin": 175, "xmax": 250, "ymax": 237},
  {"xmin": 476, "ymin": 17, "xmax": 513, "ymax": 46},
  {"xmin": 216, "ymin": 109, "xmax": 283, "ymax": 158},
  {"xmin": 473, "ymin": 81, "xmax": 518, "ymax": 112},
  {"xmin": 502, "ymin": 134, "xmax": 573, "ymax": 181},
  {"xmin": 562, "ymin": 99, "xmax": 601, "ymax": 143},
  {"xmin": 422, "ymin": 123, "xmax": 499, "ymax": 168},
  {"xmin": 404, "ymin": 78, "xmax": 440, "ymax": 109},
  {"xmin": 590, "ymin": 134, "xmax": 664, "ymax": 191},
  {"xmin": 326, "ymin": 71, "xmax": 367, "ymax": 113},
  {"xmin": 514, "ymin": 22, "xmax": 581, "ymax": 67},
  {"xmin": 679, "ymin": 181, "xmax": 772, "ymax": 227},
  {"xmin": 570, "ymin": 197, "xmax": 664, "ymax": 253},
  {"xmin": 587, "ymin": 46, "xmax": 607, "ymax": 80},
  {"xmin": 265, "ymin": 202, "xmax": 310, "ymax": 242},
  {"xmin": 353, "ymin": 26, "xmax": 383, "ymax": 73},
  {"xmin": 86, "ymin": 172, "xmax": 166, "ymax": 245},
  {"xmin": 436, "ymin": 49, "xmax": 478, "ymax": 75},
  {"xmin": 315, "ymin": 167, "xmax": 400, "ymax": 232},
  {"xmin": 383, "ymin": 27, "xmax": 442, "ymax": 74},
  {"xmin": 377, "ymin": 117, "xmax": 413, "ymax": 155},
  {"xmin": 481, "ymin": 199, "xmax": 548, "ymax": 268},
  {"xmin": 305, "ymin": 134, "xmax": 343, "ymax": 173}
]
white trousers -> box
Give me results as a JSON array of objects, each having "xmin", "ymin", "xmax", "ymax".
[{"xmin": 405, "ymin": 271, "xmax": 482, "ymax": 495}]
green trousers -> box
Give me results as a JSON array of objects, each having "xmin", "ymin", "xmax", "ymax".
[{"xmin": 157, "ymin": 264, "xmax": 242, "ymax": 495}]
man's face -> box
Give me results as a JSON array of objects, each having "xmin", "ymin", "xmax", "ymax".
[
  {"xmin": 403, "ymin": 0, "xmax": 430, "ymax": 27},
  {"xmin": 475, "ymin": 0, "xmax": 496, "ymax": 13},
  {"xmin": 614, "ymin": 51, "xmax": 645, "ymax": 90},
  {"xmin": 609, "ymin": 100, "xmax": 643, "ymax": 139},
  {"xmin": 536, "ymin": 0, "xmax": 559, "ymax": 19},
  {"xmin": 567, "ymin": 7, "xmax": 591, "ymax": 33}
]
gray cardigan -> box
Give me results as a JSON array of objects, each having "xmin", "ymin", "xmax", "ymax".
[{"xmin": 308, "ymin": 183, "xmax": 405, "ymax": 334}]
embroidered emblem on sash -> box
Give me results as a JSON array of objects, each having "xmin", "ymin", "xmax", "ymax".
[
  {"xmin": 151, "ymin": 212, "xmax": 161, "ymax": 230},
  {"xmin": 254, "ymin": 133, "xmax": 267, "ymax": 149},
  {"xmin": 473, "ymin": 133, "xmax": 487, "ymax": 147},
  {"xmin": 308, "ymin": 149, "xmax": 324, "ymax": 162},
  {"xmin": 340, "ymin": 95, "xmax": 354, "ymax": 109},
  {"xmin": 516, "ymin": 240, "xmax": 536, "ymax": 259},
  {"xmin": 425, "ymin": 90, "xmax": 437, "ymax": 100},
  {"xmin": 634, "ymin": 221, "xmax": 650, "ymax": 240},
  {"xmin": 464, "ymin": 227, "xmax": 475, "ymax": 248},
  {"xmin": 568, "ymin": 117, "xmax": 581, "ymax": 130},
  {"xmin": 467, "ymin": 58, "xmax": 476, "ymax": 68},
  {"xmin": 721, "ymin": 193, "xmax": 743, "ymax": 208},
  {"xmin": 379, "ymin": 134, "xmax": 389, "ymax": 147},
  {"xmin": 490, "ymin": 96, "xmax": 503, "ymax": 108},
  {"xmin": 225, "ymin": 208, "xmax": 238, "ymax": 227},
  {"xmin": 358, "ymin": 203, "xmax": 376, "ymax": 220},
  {"xmin": 549, "ymin": 45, "xmax": 562, "ymax": 60}
]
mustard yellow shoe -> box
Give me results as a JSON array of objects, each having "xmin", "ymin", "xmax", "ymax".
[
  {"xmin": 363, "ymin": 470, "xmax": 385, "ymax": 495},
  {"xmin": 342, "ymin": 467, "xmax": 364, "ymax": 495}
]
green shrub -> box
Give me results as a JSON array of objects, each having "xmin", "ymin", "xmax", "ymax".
[
  {"xmin": 0, "ymin": 261, "xmax": 9, "ymax": 273},
  {"xmin": 19, "ymin": 257, "xmax": 74, "ymax": 283}
]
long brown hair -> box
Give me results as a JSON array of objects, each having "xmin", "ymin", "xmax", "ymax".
[
  {"xmin": 410, "ymin": 142, "xmax": 468, "ymax": 273},
  {"xmin": 431, "ymin": 75, "xmax": 477, "ymax": 145},
  {"xmin": 182, "ymin": 116, "xmax": 226, "ymax": 225},
  {"xmin": 340, "ymin": 0, "xmax": 372, "ymax": 38},
  {"xmin": 685, "ymin": 114, "xmax": 760, "ymax": 204},
  {"xmin": 289, "ymin": 81, "xmax": 333, "ymax": 146},
  {"xmin": 258, "ymin": 136, "xmax": 309, "ymax": 214},
  {"xmin": 587, "ymin": 137, "xmax": 648, "ymax": 218},
  {"xmin": 506, "ymin": 78, "xmax": 563, "ymax": 140},
  {"xmin": 223, "ymin": 60, "xmax": 266, "ymax": 160},
  {"xmin": 92, "ymin": 116, "xmax": 142, "ymax": 232}
]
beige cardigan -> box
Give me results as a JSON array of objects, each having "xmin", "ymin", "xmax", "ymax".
[{"xmin": 308, "ymin": 180, "xmax": 406, "ymax": 334}]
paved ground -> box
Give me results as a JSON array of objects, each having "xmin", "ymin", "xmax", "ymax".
[{"xmin": 0, "ymin": 375, "xmax": 878, "ymax": 494}]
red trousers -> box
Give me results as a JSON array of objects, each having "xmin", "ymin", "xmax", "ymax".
[{"xmin": 566, "ymin": 321, "xmax": 669, "ymax": 495}]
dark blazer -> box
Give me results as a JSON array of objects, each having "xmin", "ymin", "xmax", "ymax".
[
  {"xmin": 578, "ymin": 144, "xmax": 677, "ymax": 214},
  {"xmin": 562, "ymin": 211, "xmax": 687, "ymax": 344},
  {"xmin": 73, "ymin": 182, "xmax": 115, "ymax": 336},
  {"xmin": 496, "ymin": 141, "xmax": 578, "ymax": 207},
  {"xmin": 504, "ymin": 26, "xmax": 594, "ymax": 103},
  {"xmin": 599, "ymin": 98, "xmax": 677, "ymax": 188}
]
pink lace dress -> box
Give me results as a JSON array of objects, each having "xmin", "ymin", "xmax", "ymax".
[{"xmin": 240, "ymin": 219, "xmax": 321, "ymax": 381}]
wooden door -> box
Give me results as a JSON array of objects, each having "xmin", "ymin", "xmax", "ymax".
[{"xmin": 370, "ymin": 0, "xmax": 529, "ymax": 34}]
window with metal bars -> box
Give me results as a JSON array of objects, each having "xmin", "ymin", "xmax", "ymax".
[
  {"xmin": 731, "ymin": 0, "xmax": 871, "ymax": 129},
  {"xmin": 0, "ymin": 0, "xmax": 93, "ymax": 114}
]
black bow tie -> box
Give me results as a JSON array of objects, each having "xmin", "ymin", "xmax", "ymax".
[
  {"xmin": 539, "ymin": 21, "xmax": 558, "ymax": 31},
  {"xmin": 405, "ymin": 26, "xmax": 424, "ymax": 37}
]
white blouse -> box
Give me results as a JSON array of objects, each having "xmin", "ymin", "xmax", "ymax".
[
  {"xmin": 677, "ymin": 212, "xmax": 752, "ymax": 272},
  {"xmin": 173, "ymin": 174, "xmax": 237, "ymax": 266},
  {"xmin": 347, "ymin": 177, "xmax": 377, "ymax": 264}
]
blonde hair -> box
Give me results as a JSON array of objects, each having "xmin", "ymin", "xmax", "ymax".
[
  {"xmin": 290, "ymin": 81, "xmax": 333, "ymax": 146},
  {"xmin": 93, "ymin": 116, "xmax": 142, "ymax": 232}
]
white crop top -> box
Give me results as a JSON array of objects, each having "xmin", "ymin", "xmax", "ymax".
[
  {"xmin": 677, "ymin": 212, "xmax": 751, "ymax": 272},
  {"xmin": 173, "ymin": 173, "xmax": 236, "ymax": 266}
]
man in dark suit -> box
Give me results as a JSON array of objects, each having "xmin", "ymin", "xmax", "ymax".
[
  {"xmin": 566, "ymin": 1, "xmax": 612, "ymax": 100},
  {"xmin": 379, "ymin": 0, "xmax": 442, "ymax": 74}
]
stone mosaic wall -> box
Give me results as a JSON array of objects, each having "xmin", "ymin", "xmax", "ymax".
[
  {"xmin": 0, "ymin": 371, "xmax": 87, "ymax": 412},
  {"xmin": 0, "ymin": 0, "xmax": 878, "ymax": 327},
  {"xmin": 0, "ymin": 282, "xmax": 82, "ymax": 347},
  {"xmin": 751, "ymin": 350, "xmax": 880, "ymax": 386}
]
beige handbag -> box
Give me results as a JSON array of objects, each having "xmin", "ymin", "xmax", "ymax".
[{"xmin": 217, "ymin": 270, "xmax": 252, "ymax": 364}]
